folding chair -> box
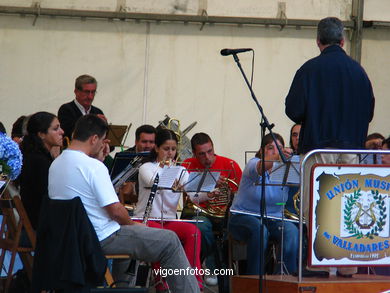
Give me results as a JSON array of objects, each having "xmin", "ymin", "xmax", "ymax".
[
  {"xmin": 104, "ymin": 254, "xmax": 131, "ymax": 287},
  {"xmin": 33, "ymin": 197, "xmax": 108, "ymax": 292},
  {"xmin": 0, "ymin": 194, "xmax": 36, "ymax": 292}
]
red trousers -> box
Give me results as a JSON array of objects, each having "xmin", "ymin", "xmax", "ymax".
[{"xmin": 138, "ymin": 220, "xmax": 203, "ymax": 289}]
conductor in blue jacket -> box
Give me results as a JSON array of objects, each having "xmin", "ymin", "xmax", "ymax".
[{"xmin": 285, "ymin": 16, "xmax": 375, "ymax": 277}]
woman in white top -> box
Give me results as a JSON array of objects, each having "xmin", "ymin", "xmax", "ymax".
[{"xmin": 135, "ymin": 128, "xmax": 203, "ymax": 290}]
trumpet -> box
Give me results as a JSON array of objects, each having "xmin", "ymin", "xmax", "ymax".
[
  {"xmin": 158, "ymin": 158, "xmax": 177, "ymax": 167},
  {"xmin": 158, "ymin": 159, "xmax": 189, "ymax": 168}
]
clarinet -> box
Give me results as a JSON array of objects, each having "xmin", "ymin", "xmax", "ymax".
[
  {"xmin": 142, "ymin": 173, "xmax": 160, "ymax": 223},
  {"xmin": 126, "ymin": 173, "xmax": 159, "ymax": 278}
]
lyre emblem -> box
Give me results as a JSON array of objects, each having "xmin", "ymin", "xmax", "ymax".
[{"xmin": 354, "ymin": 202, "xmax": 376, "ymax": 229}]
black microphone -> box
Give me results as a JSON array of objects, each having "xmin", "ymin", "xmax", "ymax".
[{"xmin": 220, "ymin": 48, "xmax": 253, "ymax": 56}]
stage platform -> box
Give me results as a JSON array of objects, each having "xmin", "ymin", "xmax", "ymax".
[{"xmin": 231, "ymin": 274, "xmax": 390, "ymax": 293}]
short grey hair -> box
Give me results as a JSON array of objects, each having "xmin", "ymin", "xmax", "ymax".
[
  {"xmin": 317, "ymin": 17, "xmax": 344, "ymax": 46},
  {"xmin": 75, "ymin": 74, "xmax": 97, "ymax": 90}
]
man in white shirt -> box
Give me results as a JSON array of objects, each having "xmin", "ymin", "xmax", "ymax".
[{"xmin": 48, "ymin": 114, "xmax": 199, "ymax": 293}]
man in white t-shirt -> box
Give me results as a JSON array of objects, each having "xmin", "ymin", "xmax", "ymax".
[{"xmin": 48, "ymin": 114, "xmax": 199, "ymax": 293}]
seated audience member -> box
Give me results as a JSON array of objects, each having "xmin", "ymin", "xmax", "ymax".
[
  {"xmin": 19, "ymin": 112, "xmax": 64, "ymax": 230},
  {"xmin": 135, "ymin": 128, "xmax": 203, "ymax": 290},
  {"xmin": 48, "ymin": 114, "xmax": 199, "ymax": 293},
  {"xmin": 0, "ymin": 122, "xmax": 6, "ymax": 134},
  {"xmin": 6, "ymin": 115, "xmax": 28, "ymax": 193},
  {"xmin": 229, "ymin": 133, "xmax": 298, "ymax": 275},
  {"xmin": 11, "ymin": 115, "xmax": 27, "ymax": 145}
]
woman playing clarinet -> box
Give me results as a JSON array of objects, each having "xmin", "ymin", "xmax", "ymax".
[{"xmin": 134, "ymin": 128, "xmax": 203, "ymax": 290}]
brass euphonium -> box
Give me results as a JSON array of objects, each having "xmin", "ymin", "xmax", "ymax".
[
  {"xmin": 284, "ymin": 190, "xmax": 301, "ymax": 221},
  {"xmin": 186, "ymin": 178, "xmax": 238, "ymax": 218},
  {"xmin": 157, "ymin": 115, "xmax": 197, "ymax": 162}
]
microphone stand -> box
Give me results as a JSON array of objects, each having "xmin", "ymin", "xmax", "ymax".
[{"xmin": 230, "ymin": 52, "xmax": 287, "ymax": 293}]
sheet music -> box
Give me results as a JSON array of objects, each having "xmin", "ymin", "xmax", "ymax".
[
  {"xmin": 269, "ymin": 155, "xmax": 300, "ymax": 184},
  {"xmin": 184, "ymin": 171, "xmax": 220, "ymax": 192},
  {"xmin": 158, "ymin": 166, "xmax": 183, "ymax": 189}
]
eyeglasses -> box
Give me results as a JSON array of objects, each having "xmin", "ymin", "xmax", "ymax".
[{"xmin": 80, "ymin": 89, "xmax": 97, "ymax": 95}]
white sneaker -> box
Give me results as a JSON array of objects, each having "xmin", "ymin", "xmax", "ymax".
[{"xmin": 205, "ymin": 275, "xmax": 218, "ymax": 286}]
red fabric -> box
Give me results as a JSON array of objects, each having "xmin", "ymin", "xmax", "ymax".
[{"xmin": 135, "ymin": 220, "xmax": 203, "ymax": 289}]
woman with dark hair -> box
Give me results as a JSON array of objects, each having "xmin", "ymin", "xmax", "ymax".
[
  {"xmin": 19, "ymin": 111, "xmax": 64, "ymax": 230},
  {"xmin": 288, "ymin": 123, "xmax": 301, "ymax": 155},
  {"xmin": 134, "ymin": 128, "xmax": 203, "ymax": 290},
  {"xmin": 0, "ymin": 121, "xmax": 6, "ymax": 134},
  {"xmin": 11, "ymin": 115, "xmax": 28, "ymax": 145},
  {"xmin": 229, "ymin": 133, "xmax": 298, "ymax": 275},
  {"xmin": 285, "ymin": 123, "xmax": 301, "ymax": 218}
]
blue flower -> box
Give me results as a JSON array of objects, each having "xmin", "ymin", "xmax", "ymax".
[{"xmin": 0, "ymin": 133, "xmax": 23, "ymax": 180}]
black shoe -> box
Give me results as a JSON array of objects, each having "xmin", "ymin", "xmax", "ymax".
[
  {"xmin": 293, "ymin": 269, "xmax": 329, "ymax": 278},
  {"xmin": 336, "ymin": 271, "xmax": 353, "ymax": 278}
]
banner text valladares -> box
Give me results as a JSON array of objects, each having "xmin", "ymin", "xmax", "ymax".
[{"xmin": 153, "ymin": 267, "xmax": 234, "ymax": 278}]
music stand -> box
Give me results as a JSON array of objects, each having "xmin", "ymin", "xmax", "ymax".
[
  {"xmin": 359, "ymin": 153, "xmax": 382, "ymax": 165},
  {"xmin": 256, "ymin": 156, "xmax": 300, "ymax": 275},
  {"xmin": 183, "ymin": 171, "xmax": 220, "ymax": 194},
  {"xmin": 107, "ymin": 124, "xmax": 130, "ymax": 147},
  {"xmin": 269, "ymin": 155, "xmax": 300, "ymax": 186},
  {"xmin": 183, "ymin": 168, "xmax": 241, "ymax": 291},
  {"xmin": 181, "ymin": 169, "xmax": 219, "ymax": 288},
  {"xmin": 110, "ymin": 152, "xmax": 150, "ymax": 188}
]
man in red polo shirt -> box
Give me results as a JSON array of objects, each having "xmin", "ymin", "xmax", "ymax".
[{"xmin": 182, "ymin": 132, "xmax": 242, "ymax": 286}]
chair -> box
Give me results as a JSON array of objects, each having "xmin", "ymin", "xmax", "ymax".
[
  {"xmin": 228, "ymin": 235, "xmax": 246, "ymax": 275},
  {"xmin": 104, "ymin": 254, "xmax": 131, "ymax": 287},
  {"xmin": 104, "ymin": 255, "xmax": 153, "ymax": 289},
  {"xmin": 228, "ymin": 233, "xmax": 278, "ymax": 275},
  {"xmin": 0, "ymin": 194, "xmax": 36, "ymax": 292},
  {"xmin": 32, "ymin": 197, "xmax": 107, "ymax": 292}
]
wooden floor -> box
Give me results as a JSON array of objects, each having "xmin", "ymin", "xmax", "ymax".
[{"xmin": 231, "ymin": 274, "xmax": 390, "ymax": 293}]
